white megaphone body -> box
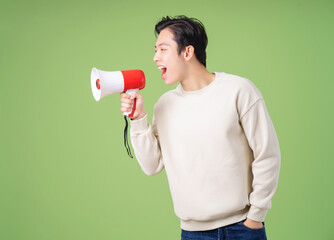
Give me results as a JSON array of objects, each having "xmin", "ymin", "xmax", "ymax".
[{"xmin": 91, "ymin": 67, "xmax": 145, "ymax": 117}]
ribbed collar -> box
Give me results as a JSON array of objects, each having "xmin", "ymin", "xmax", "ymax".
[{"xmin": 176, "ymin": 72, "xmax": 224, "ymax": 96}]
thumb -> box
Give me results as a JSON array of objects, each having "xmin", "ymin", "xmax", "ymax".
[{"xmin": 130, "ymin": 91, "xmax": 137, "ymax": 100}]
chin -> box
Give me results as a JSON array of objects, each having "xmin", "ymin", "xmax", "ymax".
[
  {"xmin": 164, "ymin": 78, "xmax": 179, "ymax": 86},
  {"xmin": 164, "ymin": 81, "xmax": 174, "ymax": 86}
]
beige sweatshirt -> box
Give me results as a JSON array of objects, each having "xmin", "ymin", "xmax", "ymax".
[{"xmin": 130, "ymin": 72, "xmax": 280, "ymax": 231}]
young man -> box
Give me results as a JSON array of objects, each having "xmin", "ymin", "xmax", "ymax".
[{"xmin": 120, "ymin": 16, "xmax": 280, "ymax": 240}]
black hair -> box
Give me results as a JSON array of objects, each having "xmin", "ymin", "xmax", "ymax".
[{"xmin": 155, "ymin": 15, "xmax": 208, "ymax": 67}]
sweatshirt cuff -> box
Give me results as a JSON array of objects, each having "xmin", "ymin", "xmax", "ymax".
[
  {"xmin": 130, "ymin": 113, "xmax": 149, "ymax": 134},
  {"xmin": 247, "ymin": 205, "xmax": 268, "ymax": 222}
]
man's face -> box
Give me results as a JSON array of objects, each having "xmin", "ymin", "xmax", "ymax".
[{"xmin": 153, "ymin": 28, "xmax": 186, "ymax": 85}]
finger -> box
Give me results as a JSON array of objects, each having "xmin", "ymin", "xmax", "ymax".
[
  {"xmin": 121, "ymin": 107, "xmax": 132, "ymax": 113},
  {"xmin": 121, "ymin": 98, "xmax": 133, "ymax": 104},
  {"xmin": 120, "ymin": 93, "xmax": 130, "ymax": 99},
  {"xmin": 121, "ymin": 102, "xmax": 133, "ymax": 108}
]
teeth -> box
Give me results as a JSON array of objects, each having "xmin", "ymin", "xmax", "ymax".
[{"xmin": 158, "ymin": 66, "xmax": 165, "ymax": 69}]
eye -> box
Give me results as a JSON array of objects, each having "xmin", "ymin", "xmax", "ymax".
[{"xmin": 154, "ymin": 48, "xmax": 167, "ymax": 53}]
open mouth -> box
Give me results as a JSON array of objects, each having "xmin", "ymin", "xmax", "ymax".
[{"xmin": 158, "ymin": 66, "xmax": 167, "ymax": 79}]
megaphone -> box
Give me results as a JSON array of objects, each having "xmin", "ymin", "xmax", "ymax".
[{"xmin": 91, "ymin": 67, "xmax": 146, "ymax": 117}]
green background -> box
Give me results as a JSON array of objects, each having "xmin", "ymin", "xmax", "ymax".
[{"xmin": 1, "ymin": 0, "xmax": 333, "ymax": 239}]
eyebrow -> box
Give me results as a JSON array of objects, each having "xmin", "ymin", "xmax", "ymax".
[{"xmin": 155, "ymin": 43, "xmax": 170, "ymax": 48}]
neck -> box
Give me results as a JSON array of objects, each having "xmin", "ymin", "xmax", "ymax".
[{"xmin": 180, "ymin": 62, "xmax": 215, "ymax": 92}]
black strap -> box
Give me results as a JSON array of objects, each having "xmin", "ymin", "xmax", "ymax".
[{"xmin": 124, "ymin": 116, "xmax": 133, "ymax": 158}]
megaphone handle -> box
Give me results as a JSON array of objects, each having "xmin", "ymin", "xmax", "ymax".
[{"xmin": 124, "ymin": 89, "xmax": 139, "ymax": 117}]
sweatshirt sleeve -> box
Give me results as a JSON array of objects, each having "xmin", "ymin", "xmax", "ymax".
[
  {"xmin": 240, "ymin": 98, "xmax": 281, "ymax": 222},
  {"xmin": 130, "ymin": 113, "xmax": 164, "ymax": 176}
]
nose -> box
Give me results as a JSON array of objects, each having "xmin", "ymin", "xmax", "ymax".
[{"xmin": 153, "ymin": 51, "xmax": 159, "ymax": 63}]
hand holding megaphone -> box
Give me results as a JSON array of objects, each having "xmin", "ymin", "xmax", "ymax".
[
  {"xmin": 91, "ymin": 67, "xmax": 146, "ymax": 117},
  {"xmin": 120, "ymin": 91, "xmax": 146, "ymax": 120}
]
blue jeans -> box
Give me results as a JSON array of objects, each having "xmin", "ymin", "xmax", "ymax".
[{"xmin": 181, "ymin": 220, "xmax": 267, "ymax": 240}]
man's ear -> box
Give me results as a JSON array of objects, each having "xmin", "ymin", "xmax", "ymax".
[{"xmin": 183, "ymin": 45, "xmax": 195, "ymax": 61}]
